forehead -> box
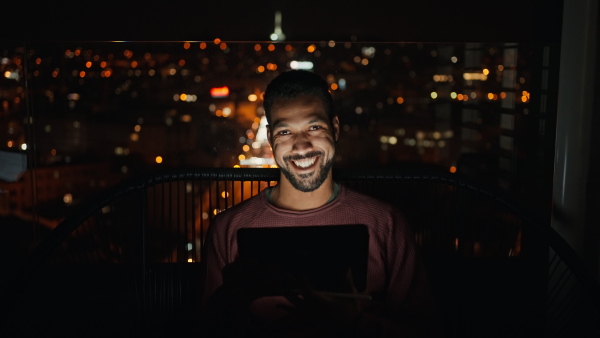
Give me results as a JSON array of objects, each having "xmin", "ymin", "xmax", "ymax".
[{"xmin": 269, "ymin": 95, "xmax": 328, "ymax": 123}]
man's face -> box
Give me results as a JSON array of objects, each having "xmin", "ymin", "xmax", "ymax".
[{"xmin": 267, "ymin": 94, "xmax": 339, "ymax": 192}]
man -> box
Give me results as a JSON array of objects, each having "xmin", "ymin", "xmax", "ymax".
[{"xmin": 200, "ymin": 70, "xmax": 440, "ymax": 337}]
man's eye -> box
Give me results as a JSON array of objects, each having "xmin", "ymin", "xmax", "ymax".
[
  {"xmin": 277, "ymin": 130, "xmax": 290, "ymax": 136},
  {"xmin": 309, "ymin": 125, "xmax": 323, "ymax": 131}
]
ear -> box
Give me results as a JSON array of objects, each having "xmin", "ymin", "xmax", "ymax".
[{"xmin": 332, "ymin": 116, "xmax": 340, "ymax": 142}]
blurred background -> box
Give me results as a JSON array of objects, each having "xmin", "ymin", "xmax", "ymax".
[{"xmin": 1, "ymin": 0, "xmax": 597, "ymax": 290}]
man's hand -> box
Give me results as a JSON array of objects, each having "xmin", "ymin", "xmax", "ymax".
[{"xmin": 274, "ymin": 269, "xmax": 370, "ymax": 332}]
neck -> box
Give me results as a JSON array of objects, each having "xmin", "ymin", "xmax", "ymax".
[{"xmin": 271, "ymin": 173, "xmax": 335, "ymax": 211}]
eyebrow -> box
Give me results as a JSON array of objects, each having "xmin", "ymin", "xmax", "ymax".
[{"xmin": 271, "ymin": 116, "xmax": 327, "ymax": 129}]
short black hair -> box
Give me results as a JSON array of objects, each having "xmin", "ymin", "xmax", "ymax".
[{"xmin": 263, "ymin": 70, "xmax": 335, "ymax": 127}]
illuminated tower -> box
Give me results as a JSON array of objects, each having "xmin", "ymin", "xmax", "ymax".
[{"xmin": 270, "ymin": 11, "xmax": 286, "ymax": 42}]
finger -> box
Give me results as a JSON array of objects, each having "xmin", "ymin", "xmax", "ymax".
[{"xmin": 340, "ymin": 268, "xmax": 358, "ymax": 294}]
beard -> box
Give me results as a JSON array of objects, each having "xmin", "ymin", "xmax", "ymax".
[{"xmin": 278, "ymin": 151, "xmax": 335, "ymax": 192}]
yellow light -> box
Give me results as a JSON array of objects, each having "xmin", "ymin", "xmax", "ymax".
[
  {"xmin": 242, "ymin": 145, "xmax": 250, "ymax": 152},
  {"xmin": 238, "ymin": 154, "xmax": 246, "ymax": 161},
  {"xmin": 221, "ymin": 191, "xmax": 229, "ymax": 198},
  {"xmin": 521, "ymin": 96, "xmax": 527, "ymax": 102},
  {"xmin": 257, "ymin": 65, "xmax": 265, "ymax": 73},
  {"xmin": 155, "ymin": 156, "xmax": 163, "ymax": 164},
  {"xmin": 450, "ymin": 92, "xmax": 457, "ymax": 99},
  {"xmin": 430, "ymin": 92, "xmax": 438, "ymax": 99},
  {"xmin": 180, "ymin": 93, "xmax": 187, "ymax": 101},
  {"xmin": 487, "ymin": 93, "xmax": 494, "ymax": 100},
  {"xmin": 63, "ymin": 193, "xmax": 73, "ymax": 204},
  {"xmin": 482, "ymin": 68, "xmax": 489, "ymax": 75},
  {"xmin": 248, "ymin": 94, "xmax": 258, "ymax": 101},
  {"xmin": 187, "ymin": 258, "xmax": 193, "ymax": 263}
]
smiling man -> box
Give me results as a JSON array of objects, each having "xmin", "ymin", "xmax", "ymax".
[{"xmin": 200, "ymin": 70, "xmax": 441, "ymax": 337}]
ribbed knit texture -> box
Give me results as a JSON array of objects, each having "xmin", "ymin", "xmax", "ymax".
[{"xmin": 201, "ymin": 184, "xmax": 439, "ymax": 336}]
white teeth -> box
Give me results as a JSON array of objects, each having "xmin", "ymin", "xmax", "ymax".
[{"xmin": 293, "ymin": 157, "xmax": 316, "ymax": 168}]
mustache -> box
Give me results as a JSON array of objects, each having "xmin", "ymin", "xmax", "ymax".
[{"xmin": 284, "ymin": 151, "xmax": 322, "ymax": 162}]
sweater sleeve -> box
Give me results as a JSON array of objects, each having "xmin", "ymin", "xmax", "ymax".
[{"xmin": 200, "ymin": 213, "xmax": 229, "ymax": 306}]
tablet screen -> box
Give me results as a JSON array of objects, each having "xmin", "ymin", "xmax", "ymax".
[{"xmin": 236, "ymin": 224, "xmax": 369, "ymax": 293}]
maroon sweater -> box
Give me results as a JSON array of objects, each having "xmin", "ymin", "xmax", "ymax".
[{"xmin": 201, "ymin": 184, "xmax": 439, "ymax": 336}]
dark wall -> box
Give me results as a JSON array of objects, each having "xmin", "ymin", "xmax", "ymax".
[{"xmin": 11, "ymin": 0, "xmax": 563, "ymax": 43}]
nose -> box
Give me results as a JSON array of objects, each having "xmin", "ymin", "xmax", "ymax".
[{"xmin": 292, "ymin": 131, "xmax": 313, "ymax": 152}]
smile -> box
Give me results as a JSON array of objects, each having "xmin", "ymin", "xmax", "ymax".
[{"xmin": 292, "ymin": 157, "xmax": 317, "ymax": 168}]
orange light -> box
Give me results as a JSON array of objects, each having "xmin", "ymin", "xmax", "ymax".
[
  {"xmin": 330, "ymin": 83, "xmax": 338, "ymax": 90},
  {"xmin": 183, "ymin": 42, "xmax": 191, "ymax": 49},
  {"xmin": 268, "ymin": 44, "xmax": 275, "ymax": 51},
  {"xmin": 254, "ymin": 44, "xmax": 262, "ymax": 51},
  {"xmin": 214, "ymin": 38, "xmax": 221, "ymax": 44},
  {"xmin": 155, "ymin": 156, "xmax": 163, "ymax": 164},
  {"xmin": 449, "ymin": 166, "xmax": 457, "ymax": 173},
  {"xmin": 199, "ymin": 42, "xmax": 207, "ymax": 49},
  {"xmin": 79, "ymin": 71, "xmax": 86, "ymax": 78},
  {"xmin": 210, "ymin": 86, "xmax": 230, "ymax": 98},
  {"xmin": 396, "ymin": 97, "xmax": 404, "ymax": 104}
]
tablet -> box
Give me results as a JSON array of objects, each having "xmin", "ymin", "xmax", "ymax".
[{"xmin": 236, "ymin": 224, "xmax": 369, "ymax": 293}]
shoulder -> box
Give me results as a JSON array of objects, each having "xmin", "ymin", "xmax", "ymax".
[
  {"xmin": 340, "ymin": 184, "xmax": 398, "ymax": 212},
  {"xmin": 210, "ymin": 190, "xmax": 269, "ymax": 228}
]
